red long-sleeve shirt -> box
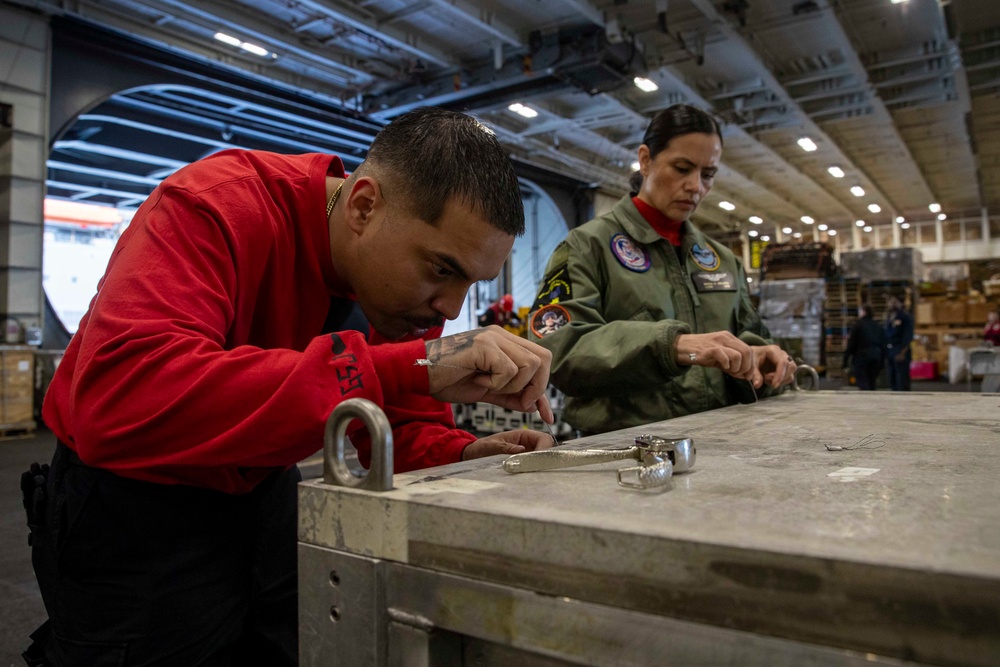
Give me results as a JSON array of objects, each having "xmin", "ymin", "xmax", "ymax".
[{"xmin": 43, "ymin": 150, "xmax": 476, "ymax": 493}]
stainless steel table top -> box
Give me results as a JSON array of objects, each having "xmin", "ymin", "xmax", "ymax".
[{"xmin": 299, "ymin": 391, "xmax": 1000, "ymax": 665}]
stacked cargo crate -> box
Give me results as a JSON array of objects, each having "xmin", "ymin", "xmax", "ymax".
[
  {"xmin": 824, "ymin": 278, "xmax": 861, "ymax": 379},
  {"xmin": 758, "ymin": 279, "xmax": 825, "ymax": 368},
  {"xmin": 0, "ymin": 346, "xmax": 35, "ymax": 434}
]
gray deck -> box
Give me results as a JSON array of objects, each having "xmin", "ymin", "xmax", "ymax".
[{"xmin": 300, "ymin": 391, "xmax": 1000, "ymax": 666}]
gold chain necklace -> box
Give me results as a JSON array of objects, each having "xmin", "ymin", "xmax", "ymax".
[{"xmin": 325, "ymin": 180, "xmax": 345, "ymax": 219}]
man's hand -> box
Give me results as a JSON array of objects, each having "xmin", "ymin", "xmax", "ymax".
[
  {"xmin": 424, "ymin": 326, "xmax": 554, "ymax": 422},
  {"xmin": 749, "ymin": 344, "xmax": 797, "ymax": 389},
  {"xmin": 461, "ymin": 429, "xmax": 555, "ymax": 461},
  {"xmin": 675, "ymin": 332, "xmax": 755, "ymax": 381}
]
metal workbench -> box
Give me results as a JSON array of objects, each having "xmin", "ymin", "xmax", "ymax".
[{"xmin": 298, "ymin": 391, "xmax": 1000, "ymax": 666}]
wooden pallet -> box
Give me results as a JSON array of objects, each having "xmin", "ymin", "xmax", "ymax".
[{"xmin": 0, "ymin": 421, "xmax": 36, "ymax": 441}]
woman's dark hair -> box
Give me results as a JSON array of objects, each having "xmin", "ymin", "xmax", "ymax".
[
  {"xmin": 859, "ymin": 303, "xmax": 874, "ymax": 318},
  {"xmin": 641, "ymin": 104, "xmax": 723, "ymax": 160},
  {"xmin": 630, "ymin": 104, "xmax": 723, "ymax": 192},
  {"xmin": 358, "ymin": 107, "xmax": 524, "ymax": 236}
]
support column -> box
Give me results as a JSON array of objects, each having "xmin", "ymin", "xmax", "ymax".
[
  {"xmin": 0, "ymin": 9, "xmax": 50, "ymax": 341},
  {"xmin": 892, "ymin": 221, "xmax": 901, "ymax": 247},
  {"xmin": 983, "ymin": 207, "xmax": 990, "ymax": 243}
]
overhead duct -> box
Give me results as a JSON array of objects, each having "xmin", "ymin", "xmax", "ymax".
[{"xmin": 363, "ymin": 26, "xmax": 642, "ymax": 120}]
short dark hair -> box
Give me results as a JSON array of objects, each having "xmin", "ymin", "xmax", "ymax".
[
  {"xmin": 359, "ymin": 107, "xmax": 524, "ymax": 236},
  {"xmin": 860, "ymin": 303, "xmax": 874, "ymax": 318},
  {"xmin": 641, "ymin": 104, "xmax": 723, "ymax": 159}
]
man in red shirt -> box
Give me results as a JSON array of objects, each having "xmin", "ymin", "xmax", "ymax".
[{"xmin": 25, "ymin": 107, "xmax": 553, "ymax": 666}]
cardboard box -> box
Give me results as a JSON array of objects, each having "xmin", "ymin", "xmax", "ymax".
[
  {"xmin": 0, "ymin": 348, "xmax": 34, "ymax": 426},
  {"xmin": 966, "ymin": 301, "xmax": 993, "ymax": 324},
  {"xmin": 915, "ymin": 302, "xmax": 935, "ymax": 325},
  {"xmin": 934, "ymin": 300, "xmax": 967, "ymax": 325}
]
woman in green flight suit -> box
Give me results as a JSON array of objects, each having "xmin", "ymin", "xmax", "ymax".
[{"xmin": 529, "ymin": 104, "xmax": 797, "ymax": 434}]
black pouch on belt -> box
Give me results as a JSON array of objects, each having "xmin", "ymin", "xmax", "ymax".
[{"xmin": 20, "ymin": 461, "xmax": 49, "ymax": 546}]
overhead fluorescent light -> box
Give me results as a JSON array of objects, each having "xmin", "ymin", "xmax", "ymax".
[
  {"xmin": 827, "ymin": 229, "xmax": 837, "ymax": 236},
  {"xmin": 239, "ymin": 42, "xmax": 270, "ymax": 57},
  {"xmin": 719, "ymin": 201, "xmax": 736, "ymax": 211},
  {"xmin": 895, "ymin": 216, "xmax": 905, "ymax": 223},
  {"xmin": 797, "ymin": 137, "xmax": 818, "ymax": 152},
  {"xmin": 937, "ymin": 213, "xmax": 947, "ymax": 221},
  {"xmin": 793, "ymin": 232, "xmax": 802, "ymax": 238},
  {"xmin": 748, "ymin": 230, "xmax": 759, "ymax": 238},
  {"xmin": 508, "ymin": 103, "xmax": 538, "ymax": 118},
  {"xmin": 782, "ymin": 227, "xmax": 793, "ymax": 234},
  {"xmin": 827, "ymin": 166, "xmax": 845, "ymax": 178},
  {"xmin": 761, "ymin": 235, "xmax": 770, "ymax": 241},
  {"xmin": 800, "ymin": 215, "xmax": 814, "ymax": 224},
  {"xmin": 214, "ymin": 32, "xmax": 242, "ymax": 47},
  {"xmin": 850, "ymin": 186, "xmax": 865, "ymax": 197},
  {"xmin": 633, "ymin": 76, "xmax": 659, "ymax": 92},
  {"xmin": 818, "ymin": 223, "xmax": 828, "ymax": 231},
  {"xmin": 215, "ymin": 32, "xmax": 274, "ymax": 57},
  {"xmin": 630, "ymin": 161, "xmax": 641, "ymax": 171},
  {"xmin": 863, "ymin": 226, "xmax": 873, "ymax": 232},
  {"xmin": 749, "ymin": 216, "xmax": 763, "ymax": 224},
  {"xmin": 868, "ymin": 203, "xmax": 881, "ymax": 213},
  {"xmin": 929, "ymin": 202, "xmax": 941, "ymax": 213},
  {"xmin": 855, "ymin": 219, "xmax": 866, "ymax": 227},
  {"xmin": 891, "ymin": 0, "xmax": 909, "ymax": 4},
  {"xmin": 901, "ymin": 222, "xmax": 910, "ymax": 229}
]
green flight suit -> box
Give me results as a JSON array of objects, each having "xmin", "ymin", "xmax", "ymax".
[{"xmin": 529, "ymin": 195, "xmax": 775, "ymax": 434}]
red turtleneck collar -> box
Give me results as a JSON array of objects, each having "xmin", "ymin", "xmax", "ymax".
[{"xmin": 632, "ymin": 196, "xmax": 683, "ymax": 246}]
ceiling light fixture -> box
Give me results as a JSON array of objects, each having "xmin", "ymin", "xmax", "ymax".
[
  {"xmin": 630, "ymin": 161, "xmax": 641, "ymax": 171},
  {"xmin": 855, "ymin": 219, "xmax": 866, "ymax": 227},
  {"xmin": 850, "ymin": 186, "xmax": 865, "ymax": 197},
  {"xmin": 827, "ymin": 229, "xmax": 837, "ymax": 236},
  {"xmin": 214, "ymin": 33, "xmax": 274, "ymax": 58},
  {"xmin": 239, "ymin": 42, "xmax": 270, "ymax": 57},
  {"xmin": 818, "ymin": 224, "xmax": 828, "ymax": 231},
  {"xmin": 891, "ymin": 0, "xmax": 909, "ymax": 4},
  {"xmin": 508, "ymin": 103, "xmax": 539, "ymax": 118},
  {"xmin": 633, "ymin": 76, "xmax": 659, "ymax": 92},
  {"xmin": 863, "ymin": 226, "xmax": 873, "ymax": 232},
  {"xmin": 793, "ymin": 232, "xmax": 803, "ymax": 238},
  {"xmin": 797, "ymin": 137, "xmax": 818, "ymax": 152},
  {"xmin": 761, "ymin": 235, "xmax": 771, "ymax": 241},
  {"xmin": 749, "ymin": 216, "xmax": 763, "ymax": 224},
  {"xmin": 868, "ymin": 204, "xmax": 881, "ymax": 213},
  {"xmin": 214, "ymin": 32, "xmax": 242, "ymax": 47},
  {"xmin": 748, "ymin": 230, "xmax": 759, "ymax": 237},
  {"xmin": 937, "ymin": 213, "xmax": 947, "ymax": 221},
  {"xmin": 929, "ymin": 203, "xmax": 941, "ymax": 213},
  {"xmin": 901, "ymin": 222, "xmax": 911, "ymax": 229},
  {"xmin": 801, "ymin": 215, "xmax": 814, "ymax": 224},
  {"xmin": 782, "ymin": 226, "xmax": 793, "ymax": 234},
  {"xmin": 719, "ymin": 201, "xmax": 736, "ymax": 211},
  {"xmin": 827, "ymin": 166, "xmax": 845, "ymax": 178},
  {"xmin": 895, "ymin": 216, "xmax": 905, "ymax": 223}
]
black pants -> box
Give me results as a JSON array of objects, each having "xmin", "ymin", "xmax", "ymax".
[
  {"xmin": 888, "ymin": 354, "xmax": 911, "ymax": 391},
  {"xmin": 29, "ymin": 443, "xmax": 300, "ymax": 666},
  {"xmin": 853, "ymin": 358, "xmax": 882, "ymax": 391}
]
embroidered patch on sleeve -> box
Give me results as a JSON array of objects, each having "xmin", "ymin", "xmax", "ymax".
[
  {"xmin": 530, "ymin": 304, "xmax": 571, "ymax": 338},
  {"xmin": 531, "ymin": 264, "xmax": 572, "ymax": 310}
]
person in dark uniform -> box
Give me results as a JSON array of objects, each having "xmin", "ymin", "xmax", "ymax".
[
  {"xmin": 884, "ymin": 296, "xmax": 914, "ymax": 391},
  {"xmin": 844, "ymin": 303, "xmax": 886, "ymax": 390}
]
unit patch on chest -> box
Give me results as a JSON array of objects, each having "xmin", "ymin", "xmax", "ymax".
[
  {"xmin": 609, "ymin": 233, "xmax": 650, "ymax": 272},
  {"xmin": 690, "ymin": 243, "xmax": 721, "ymax": 271},
  {"xmin": 692, "ymin": 271, "xmax": 737, "ymax": 292}
]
